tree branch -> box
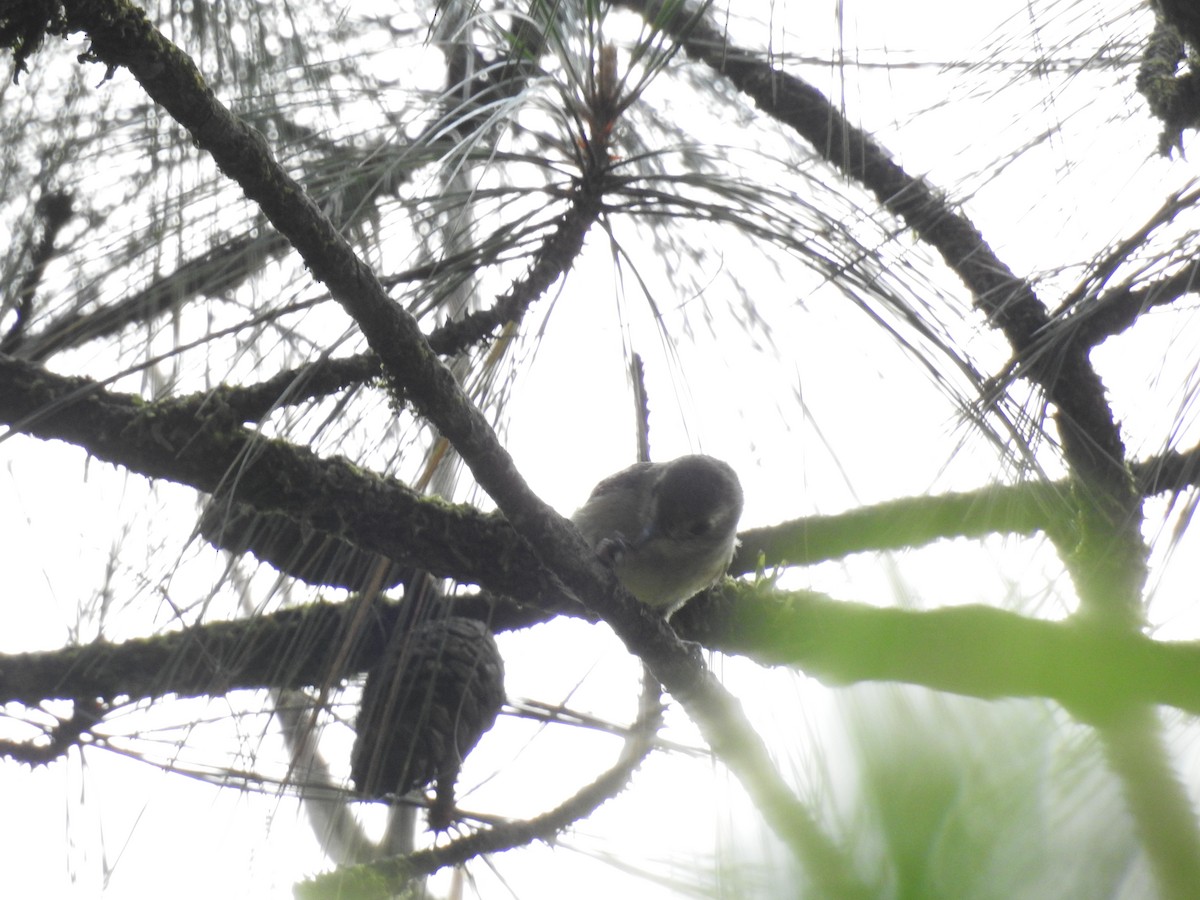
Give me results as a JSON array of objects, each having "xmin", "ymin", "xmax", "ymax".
[
  {"xmin": 0, "ymin": 355, "xmax": 549, "ymax": 603},
  {"xmin": 8, "ymin": 582, "xmax": 1200, "ymax": 736},
  {"xmin": 677, "ymin": 583, "xmax": 1200, "ymax": 717},
  {"xmin": 1072, "ymin": 259, "xmax": 1200, "ymax": 350}
]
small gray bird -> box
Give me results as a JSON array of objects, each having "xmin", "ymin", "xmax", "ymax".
[{"xmin": 571, "ymin": 455, "xmax": 744, "ymax": 614}]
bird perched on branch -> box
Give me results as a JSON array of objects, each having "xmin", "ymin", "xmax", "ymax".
[{"xmin": 571, "ymin": 454, "xmax": 744, "ymax": 614}]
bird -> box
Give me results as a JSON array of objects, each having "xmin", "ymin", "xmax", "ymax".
[{"xmin": 571, "ymin": 454, "xmax": 744, "ymax": 614}]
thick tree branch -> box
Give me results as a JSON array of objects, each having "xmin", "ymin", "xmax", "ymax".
[
  {"xmin": 203, "ymin": 431, "xmax": 1200, "ymax": 589},
  {"xmin": 733, "ymin": 480, "xmax": 1072, "ymax": 574},
  {"xmin": 677, "ymin": 583, "xmax": 1200, "ymax": 717},
  {"xmin": 8, "ymin": 582, "xmax": 1200, "ymax": 724},
  {"xmin": 1, "ymin": 600, "xmax": 379, "ymax": 708},
  {"xmin": 0, "ymin": 355, "xmax": 549, "ymax": 603},
  {"xmin": 728, "ymin": 438, "xmax": 1200, "ymax": 573},
  {"xmin": 0, "ymin": 592, "xmax": 560, "ymax": 712}
]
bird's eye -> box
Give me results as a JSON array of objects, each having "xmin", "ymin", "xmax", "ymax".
[{"xmin": 687, "ymin": 519, "xmax": 712, "ymax": 537}]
